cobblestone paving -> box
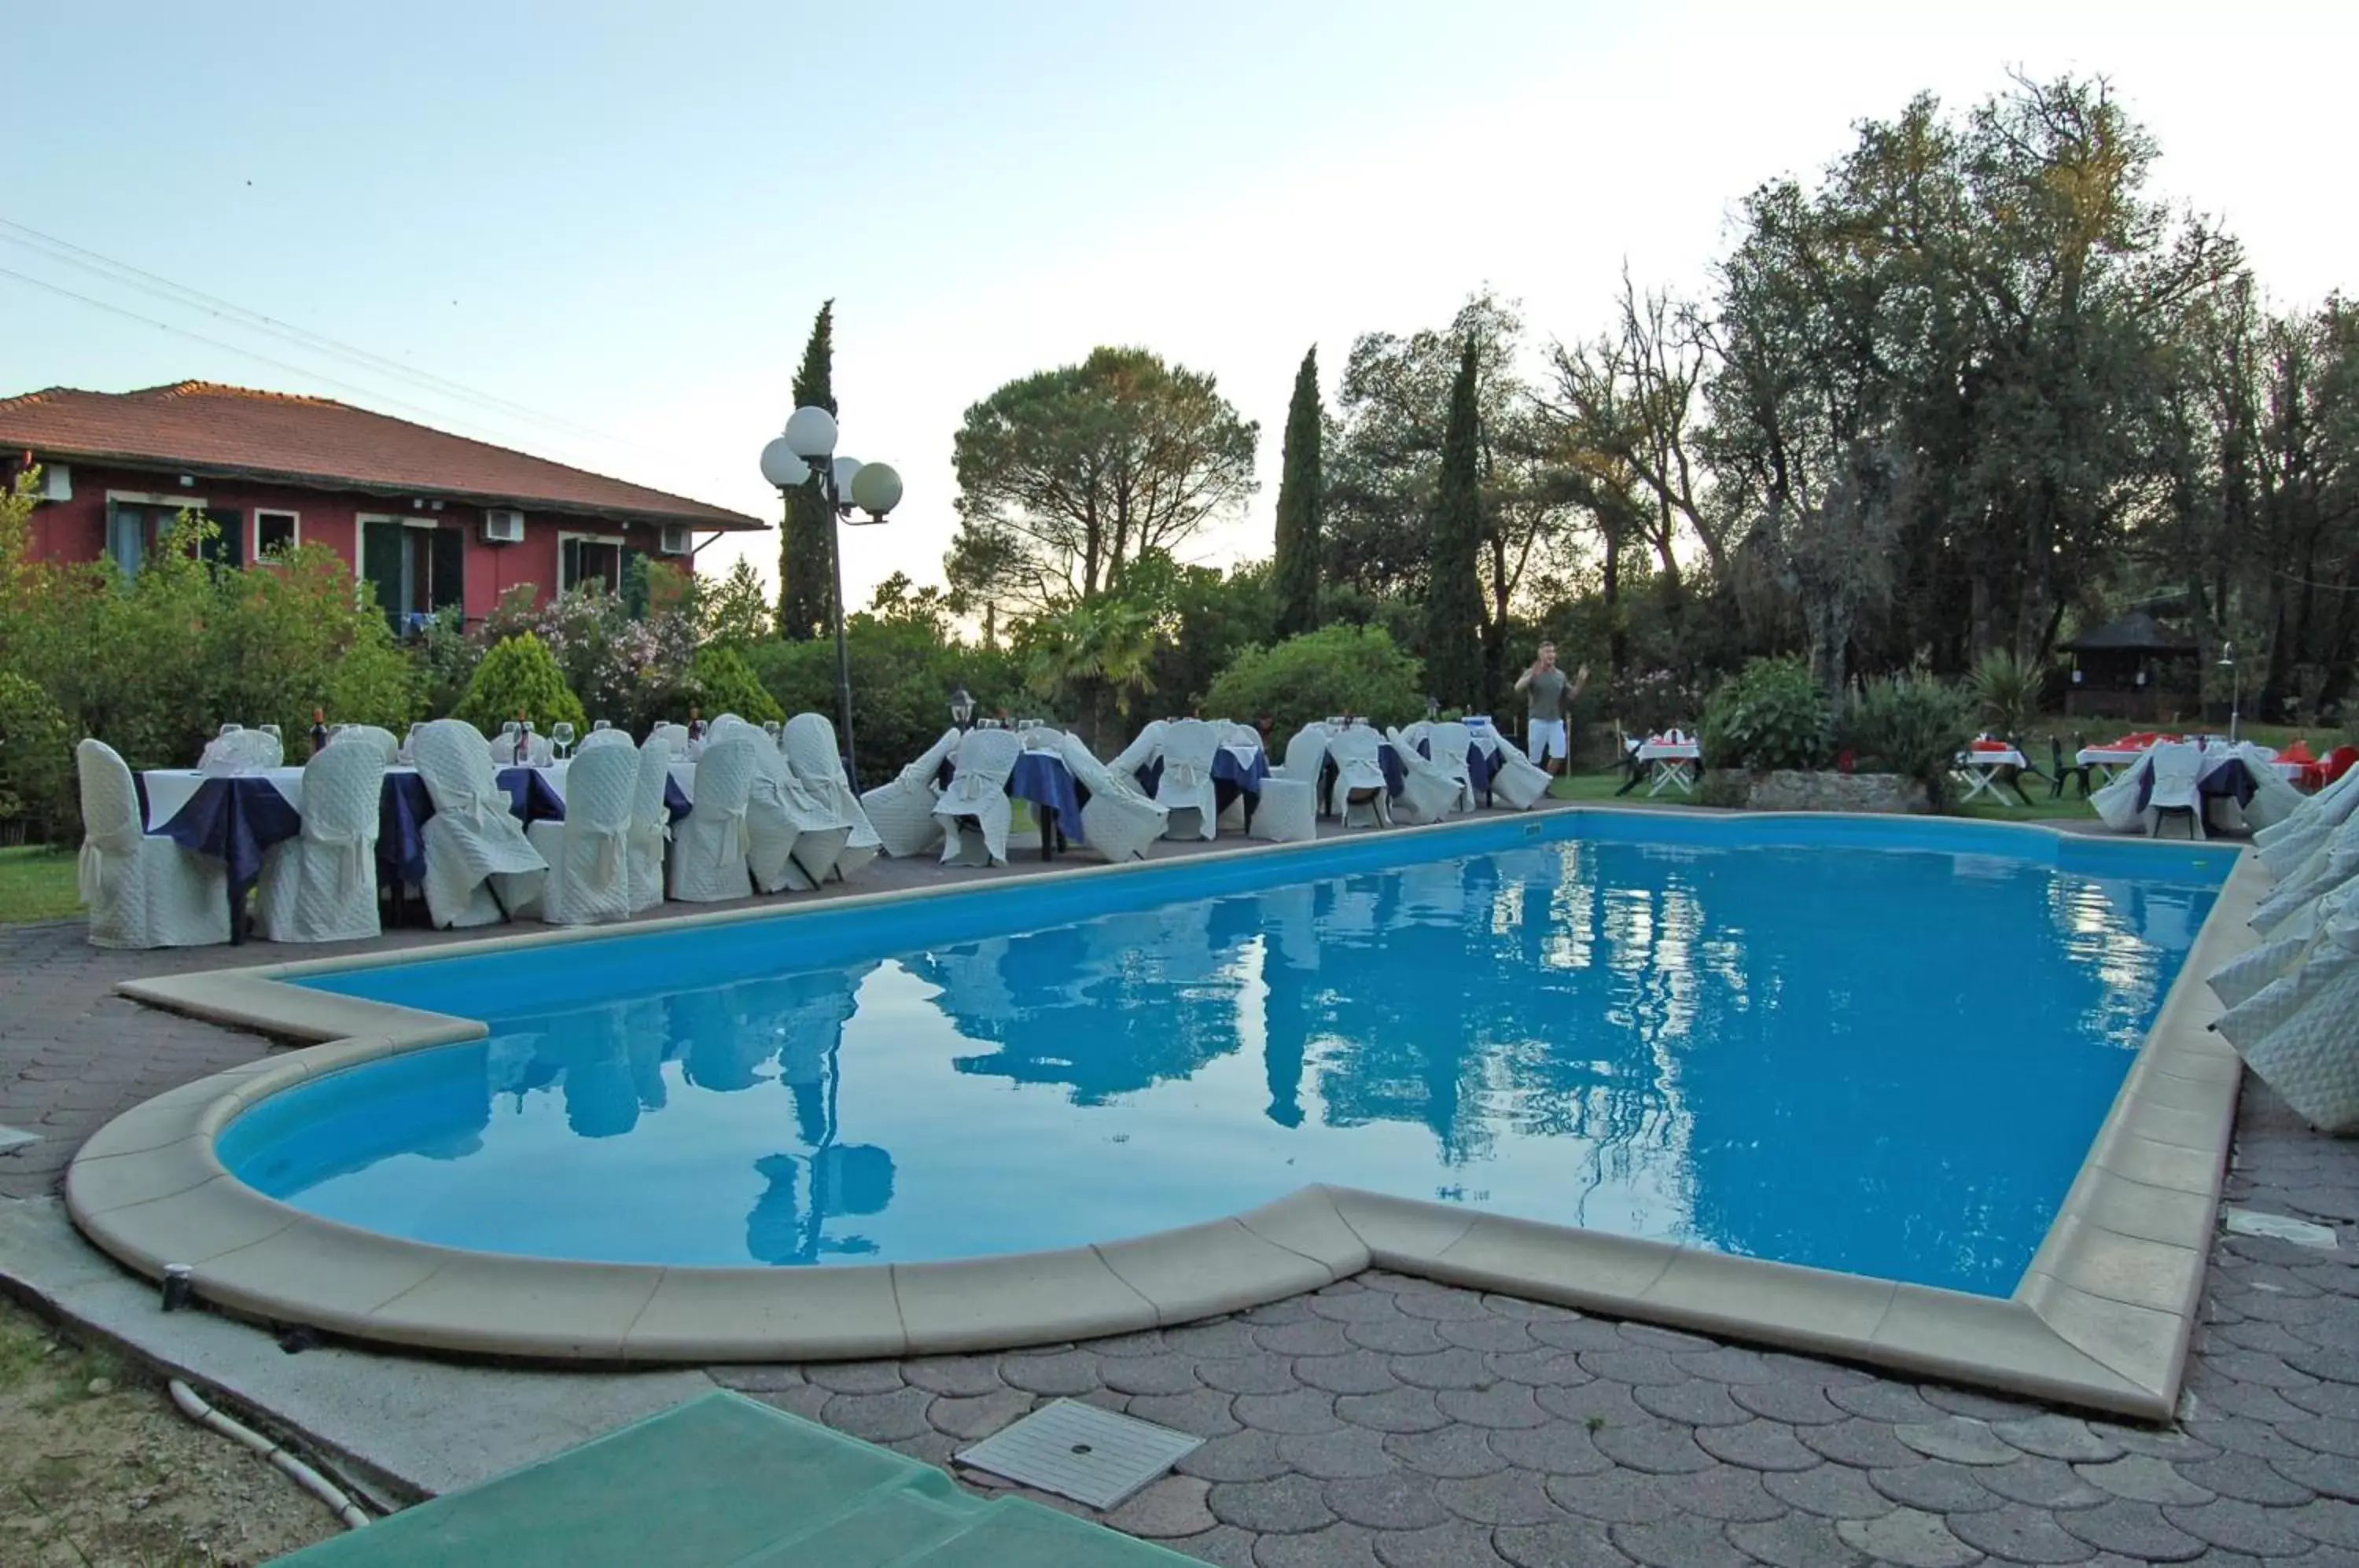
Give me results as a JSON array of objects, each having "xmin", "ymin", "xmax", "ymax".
[{"xmin": 4, "ymin": 915, "xmax": 2355, "ymax": 1566}]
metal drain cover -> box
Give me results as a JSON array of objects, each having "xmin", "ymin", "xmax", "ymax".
[{"xmin": 955, "ymin": 1398, "xmax": 1205, "ymax": 1510}]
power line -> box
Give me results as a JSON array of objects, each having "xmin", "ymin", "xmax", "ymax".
[{"xmin": 0, "ymin": 215, "xmax": 660, "ymax": 459}]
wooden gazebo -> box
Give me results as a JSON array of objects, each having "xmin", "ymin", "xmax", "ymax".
[{"xmin": 2062, "ymin": 612, "xmax": 2200, "ymax": 722}]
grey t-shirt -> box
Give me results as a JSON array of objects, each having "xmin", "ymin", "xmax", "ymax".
[{"xmin": 1525, "ymin": 668, "xmax": 1570, "ymax": 723}]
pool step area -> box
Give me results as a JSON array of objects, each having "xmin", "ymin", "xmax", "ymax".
[{"xmin": 269, "ymin": 1389, "xmax": 1194, "ymax": 1567}]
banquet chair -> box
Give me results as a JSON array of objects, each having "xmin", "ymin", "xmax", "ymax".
[
  {"xmin": 490, "ymin": 729, "xmax": 556, "ymax": 767},
  {"xmin": 255, "ymin": 738, "xmax": 385, "ymax": 943},
  {"xmin": 1325, "ymin": 725, "xmax": 1393, "ymax": 828},
  {"xmin": 625, "ymin": 738, "xmax": 675, "ymax": 914},
  {"xmin": 647, "ymin": 722, "xmax": 692, "ymax": 760},
  {"xmin": 1422, "ymin": 720, "xmax": 1478, "ymax": 813},
  {"xmin": 412, "ymin": 718, "xmax": 548, "ymax": 928},
  {"xmin": 859, "ymin": 727, "xmax": 960, "ymax": 859},
  {"xmin": 524, "ymin": 740, "xmax": 635, "ymax": 926},
  {"xmin": 670, "ymin": 735, "xmax": 758, "ymax": 904},
  {"xmin": 1154, "ymin": 718, "xmax": 1224, "ymax": 841},
  {"xmin": 2144, "ymin": 741, "xmax": 2205, "ymax": 840},
  {"xmin": 75, "ymin": 739, "xmax": 232, "ymax": 949},
  {"xmin": 933, "ymin": 725, "xmax": 1023, "ymax": 867},
  {"xmin": 335, "ymin": 724, "xmax": 400, "ymax": 767},
  {"xmin": 2236, "ymin": 742, "xmax": 2307, "ymax": 833},
  {"xmin": 749, "ymin": 739, "xmax": 850, "ymax": 893},
  {"xmin": 1487, "ymin": 742, "xmax": 1554, "ymax": 811},
  {"xmin": 2050, "ymin": 735, "xmax": 2094, "ymax": 799},
  {"xmin": 1253, "ymin": 726, "xmax": 1324, "ymax": 845},
  {"xmin": 1055, "ymin": 730, "xmax": 1170, "ymax": 861},
  {"xmin": 201, "ymin": 727, "xmax": 284, "ymax": 771},
  {"xmin": 1108, "ymin": 720, "xmax": 1168, "ymax": 780},
  {"xmin": 1387, "ymin": 726, "xmax": 1467, "ymax": 825},
  {"xmin": 579, "ymin": 725, "xmax": 635, "ymax": 754},
  {"xmin": 784, "ymin": 712, "xmax": 881, "ymax": 880}
]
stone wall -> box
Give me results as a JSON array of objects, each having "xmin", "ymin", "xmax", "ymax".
[{"xmin": 1702, "ymin": 769, "xmax": 1930, "ymax": 814}]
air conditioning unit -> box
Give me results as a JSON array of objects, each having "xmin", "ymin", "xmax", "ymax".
[
  {"xmin": 35, "ymin": 463, "xmax": 71, "ymax": 502},
  {"xmin": 657, "ymin": 524, "xmax": 694, "ymax": 556},
  {"xmin": 481, "ymin": 508, "xmax": 525, "ymax": 544}
]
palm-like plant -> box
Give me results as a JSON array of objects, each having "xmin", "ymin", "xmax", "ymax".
[
  {"xmin": 1967, "ymin": 649, "xmax": 2040, "ymax": 742},
  {"xmin": 1020, "ymin": 597, "xmax": 1157, "ymax": 745}
]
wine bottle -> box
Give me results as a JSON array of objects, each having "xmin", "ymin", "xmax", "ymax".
[{"xmin": 309, "ymin": 707, "xmax": 329, "ymax": 756}]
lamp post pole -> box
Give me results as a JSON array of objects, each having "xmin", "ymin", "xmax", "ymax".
[
  {"xmin": 762, "ymin": 408, "xmax": 902, "ymax": 793},
  {"xmin": 2221, "ymin": 641, "xmax": 2239, "ymax": 744}
]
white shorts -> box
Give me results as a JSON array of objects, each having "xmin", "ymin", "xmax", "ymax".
[{"xmin": 1527, "ymin": 719, "xmax": 1568, "ymax": 763}]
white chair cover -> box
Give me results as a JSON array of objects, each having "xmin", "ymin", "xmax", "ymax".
[
  {"xmin": 201, "ymin": 728, "xmax": 283, "ymax": 772},
  {"xmin": 2214, "ymin": 902, "xmax": 2359, "ymax": 1134},
  {"xmin": 625, "ymin": 738, "xmax": 673, "ymax": 915},
  {"xmin": 1108, "ymin": 720, "xmax": 1168, "ymax": 778},
  {"xmin": 1153, "ymin": 718, "xmax": 1223, "ymax": 841},
  {"xmin": 749, "ymin": 742, "xmax": 852, "ymax": 893},
  {"xmin": 2089, "ymin": 763, "xmax": 2146, "ymax": 832},
  {"xmin": 337, "ymin": 725, "xmax": 400, "ymax": 767},
  {"xmin": 524, "ymin": 742, "xmax": 635, "ymax": 926},
  {"xmin": 2259, "ymin": 763, "xmax": 2359, "ymax": 875},
  {"xmin": 414, "ymin": 718, "xmax": 547, "ymax": 929},
  {"xmin": 1423, "ymin": 721, "xmax": 1478, "ymax": 814},
  {"xmin": 1325, "ymin": 726, "xmax": 1393, "ymax": 828},
  {"xmin": 860, "ymin": 727, "xmax": 961, "ymax": 859},
  {"xmin": 2250, "ymin": 810, "xmax": 2359, "ymax": 938},
  {"xmin": 784, "ymin": 712, "xmax": 881, "ymax": 881},
  {"xmin": 579, "ymin": 727, "xmax": 633, "ymax": 754},
  {"xmin": 933, "ymin": 727, "xmax": 1022, "ymax": 867},
  {"xmin": 2143, "ymin": 742, "xmax": 2205, "ymax": 839},
  {"xmin": 648, "ymin": 723, "xmax": 693, "ymax": 760},
  {"xmin": 1250, "ymin": 776, "xmax": 1317, "ymax": 844},
  {"xmin": 1278, "ymin": 725, "xmax": 1330, "ymax": 785},
  {"xmin": 2236, "ymin": 742, "xmax": 2306, "ymax": 833},
  {"xmin": 1055, "ymin": 730, "xmax": 1169, "ymax": 862},
  {"xmin": 1487, "ymin": 745, "xmax": 1554, "ymax": 811},
  {"xmin": 256, "ymin": 739, "xmax": 384, "ymax": 943},
  {"xmin": 670, "ymin": 736, "xmax": 757, "ymax": 903},
  {"xmin": 1387, "ymin": 726, "xmax": 1466, "ymax": 825},
  {"xmin": 76, "ymin": 739, "xmax": 230, "ymax": 949}
]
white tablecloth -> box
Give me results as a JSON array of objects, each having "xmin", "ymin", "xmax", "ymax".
[
  {"xmin": 141, "ymin": 768, "xmax": 306, "ymax": 830},
  {"xmin": 1956, "ymin": 749, "xmax": 2027, "ymax": 769}
]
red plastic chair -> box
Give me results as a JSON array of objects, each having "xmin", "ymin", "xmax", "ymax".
[{"xmin": 2323, "ymin": 745, "xmax": 2359, "ymax": 786}]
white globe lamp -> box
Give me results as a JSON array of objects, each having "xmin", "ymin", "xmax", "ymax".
[
  {"xmin": 783, "ymin": 406, "xmax": 838, "ymax": 461},
  {"xmin": 758, "ymin": 438, "xmax": 809, "ymax": 490},
  {"xmin": 849, "ymin": 462, "xmax": 903, "ymax": 517}
]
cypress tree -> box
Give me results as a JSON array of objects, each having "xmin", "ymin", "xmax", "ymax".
[
  {"xmin": 1422, "ymin": 337, "xmax": 1488, "ymax": 709},
  {"xmin": 777, "ymin": 300, "xmax": 838, "ymax": 641},
  {"xmin": 1271, "ymin": 346, "xmax": 1323, "ymax": 639}
]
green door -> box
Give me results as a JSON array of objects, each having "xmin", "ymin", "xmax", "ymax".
[{"xmin": 361, "ymin": 521, "xmax": 406, "ymax": 628}]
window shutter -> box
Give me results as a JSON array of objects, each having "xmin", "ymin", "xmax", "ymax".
[
  {"xmin": 429, "ymin": 526, "xmax": 466, "ymax": 614},
  {"xmin": 360, "ymin": 522, "xmax": 406, "ymax": 627}
]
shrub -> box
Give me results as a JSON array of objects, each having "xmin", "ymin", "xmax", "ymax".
[
  {"xmin": 0, "ymin": 672, "xmax": 77, "ymax": 843},
  {"xmin": 453, "ymin": 632, "xmax": 588, "ymax": 737},
  {"xmin": 1839, "ymin": 672, "xmax": 1974, "ymax": 808},
  {"xmin": 687, "ymin": 644, "xmax": 783, "ymax": 723},
  {"xmin": 1966, "ymin": 649, "xmax": 2039, "ymax": 741},
  {"xmin": 471, "ymin": 585, "xmax": 699, "ymax": 734},
  {"xmin": 1202, "ymin": 625, "xmax": 1427, "ymax": 739},
  {"xmin": 1699, "ymin": 656, "xmax": 1833, "ymax": 771}
]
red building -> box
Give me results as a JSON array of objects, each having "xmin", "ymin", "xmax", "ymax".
[{"xmin": 0, "ymin": 381, "xmax": 764, "ymax": 629}]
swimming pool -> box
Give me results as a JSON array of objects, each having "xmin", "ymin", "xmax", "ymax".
[{"xmin": 215, "ymin": 812, "xmax": 2233, "ymax": 1297}]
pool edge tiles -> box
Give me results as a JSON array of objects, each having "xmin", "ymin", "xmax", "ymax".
[{"xmin": 76, "ymin": 808, "xmax": 2256, "ymax": 1418}]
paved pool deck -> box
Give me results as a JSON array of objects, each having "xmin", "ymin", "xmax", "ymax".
[{"xmin": 4, "ymin": 811, "xmax": 2357, "ymax": 1566}]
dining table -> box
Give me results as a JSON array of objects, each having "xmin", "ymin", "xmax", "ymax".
[{"xmin": 139, "ymin": 755, "xmax": 695, "ymax": 940}]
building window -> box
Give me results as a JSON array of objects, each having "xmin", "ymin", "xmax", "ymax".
[
  {"xmin": 105, "ymin": 502, "xmax": 242, "ymax": 575},
  {"xmin": 559, "ymin": 535, "xmax": 625, "ymax": 595},
  {"xmin": 360, "ymin": 519, "xmax": 463, "ymax": 635},
  {"xmin": 255, "ymin": 510, "xmax": 299, "ymax": 557}
]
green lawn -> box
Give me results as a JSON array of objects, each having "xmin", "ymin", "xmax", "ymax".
[{"xmin": 0, "ymin": 845, "xmax": 82, "ymax": 924}]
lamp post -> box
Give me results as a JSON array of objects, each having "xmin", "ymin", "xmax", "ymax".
[
  {"xmin": 2219, "ymin": 640, "xmax": 2239, "ymax": 743},
  {"xmin": 760, "ymin": 409, "xmax": 902, "ymax": 790}
]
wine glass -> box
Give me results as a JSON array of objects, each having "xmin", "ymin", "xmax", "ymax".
[{"xmin": 550, "ymin": 721, "xmax": 576, "ymax": 761}]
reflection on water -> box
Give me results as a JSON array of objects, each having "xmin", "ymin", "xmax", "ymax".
[{"xmin": 227, "ymin": 841, "xmax": 2217, "ymax": 1293}]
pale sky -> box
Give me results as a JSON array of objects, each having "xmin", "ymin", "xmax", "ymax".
[{"xmin": 6, "ymin": 1, "xmax": 2353, "ymax": 612}]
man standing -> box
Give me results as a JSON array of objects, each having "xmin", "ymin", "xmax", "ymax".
[{"xmin": 1514, "ymin": 642, "xmax": 1588, "ymax": 775}]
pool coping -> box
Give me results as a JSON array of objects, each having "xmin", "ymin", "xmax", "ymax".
[{"xmin": 68, "ymin": 807, "xmax": 2259, "ymax": 1420}]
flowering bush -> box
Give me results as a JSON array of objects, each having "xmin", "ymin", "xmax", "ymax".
[{"xmin": 471, "ymin": 586, "xmax": 697, "ymax": 733}]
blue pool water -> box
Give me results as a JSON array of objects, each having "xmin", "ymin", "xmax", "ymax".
[{"xmin": 221, "ymin": 815, "xmax": 2235, "ymax": 1294}]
